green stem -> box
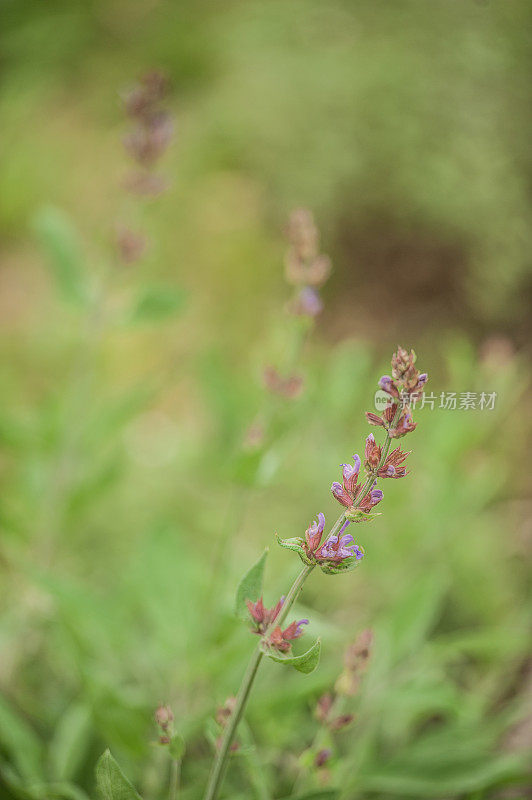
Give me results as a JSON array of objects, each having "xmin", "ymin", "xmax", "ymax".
[
  {"xmin": 169, "ymin": 758, "xmax": 180, "ymax": 800},
  {"xmin": 204, "ymin": 648, "xmax": 263, "ymax": 800},
  {"xmin": 273, "ymin": 563, "xmax": 314, "ymax": 629},
  {"xmin": 203, "ymin": 563, "xmax": 314, "ymax": 800}
]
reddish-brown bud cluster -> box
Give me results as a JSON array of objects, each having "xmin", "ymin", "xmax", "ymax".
[
  {"xmin": 315, "ymin": 692, "xmax": 354, "ymax": 731},
  {"xmin": 115, "ymin": 226, "xmax": 147, "ymax": 264},
  {"xmin": 335, "ymin": 628, "xmax": 374, "ymax": 697},
  {"xmin": 263, "ymin": 366, "xmax": 304, "ymax": 399},
  {"xmin": 366, "ymin": 347, "xmax": 427, "ymax": 438},
  {"xmin": 364, "ymin": 434, "xmax": 410, "ymax": 478},
  {"xmin": 124, "ymin": 71, "xmax": 168, "ymax": 119},
  {"xmin": 391, "ymin": 346, "xmax": 424, "ymax": 393},
  {"xmin": 285, "ymin": 208, "xmax": 331, "ymax": 288},
  {"xmin": 242, "ymin": 421, "xmax": 265, "ymax": 451},
  {"xmin": 246, "ymin": 596, "xmax": 284, "ymax": 635},
  {"xmin": 215, "ymin": 697, "xmax": 239, "ymax": 752},
  {"xmin": 265, "ymin": 618, "xmax": 308, "ymax": 653},
  {"xmin": 314, "ymin": 748, "xmax": 332, "ymax": 768},
  {"xmin": 122, "ymin": 70, "xmax": 174, "ymax": 197},
  {"xmin": 154, "ymin": 704, "xmax": 174, "ymax": 745},
  {"xmin": 248, "ymin": 598, "xmax": 309, "ymax": 653},
  {"xmin": 215, "ymin": 696, "xmax": 236, "ymax": 727},
  {"xmin": 123, "ymin": 71, "xmax": 173, "ymax": 167}
]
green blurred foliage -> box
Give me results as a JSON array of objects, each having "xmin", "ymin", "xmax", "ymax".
[{"xmin": 0, "ymin": 2, "xmax": 531, "ymax": 800}]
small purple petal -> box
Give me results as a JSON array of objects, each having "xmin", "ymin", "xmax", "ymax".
[
  {"xmin": 338, "ymin": 520, "xmax": 351, "ymax": 536},
  {"xmin": 370, "ymin": 489, "xmax": 383, "ymax": 505},
  {"xmin": 295, "ymin": 287, "xmax": 323, "ymax": 317},
  {"xmin": 331, "ymin": 482, "xmax": 353, "ymax": 507}
]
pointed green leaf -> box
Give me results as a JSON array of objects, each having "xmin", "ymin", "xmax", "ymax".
[
  {"xmin": 263, "ymin": 638, "xmax": 321, "ymax": 674},
  {"xmin": 275, "ymin": 534, "xmax": 309, "ymax": 560},
  {"xmin": 0, "ymin": 695, "xmax": 43, "ymax": 779},
  {"xmin": 344, "ymin": 508, "xmax": 381, "ymax": 523},
  {"xmin": 168, "ymin": 733, "xmax": 185, "ymax": 761},
  {"xmin": 33, "ymin": 206, "xmax": 91, "ymax": 307},
  {"xmin": 320, "ymin": 549, "xmax": 365, "ymax": 575},
  {"xmin": 235, "ymin": 549, "xmax": 268, "ymax": 621},
  {"xmin": 129, "ymin": 285, "xmax": 185, "ymax": 324},
  {"xmin": 49, "ymin": 702, "xmax": 91, "ymax": 781},
  {"xmin": 95, "ymin": 750, "xmax": 142, "ymax": 800}
]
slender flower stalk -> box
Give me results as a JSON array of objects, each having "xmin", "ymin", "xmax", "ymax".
[
  {"xmin": 203, "ymin": 564, "xmax": 314, "ymax": 800},
  {"xmin": 203, "ymin": 347, "xmax": 427, "ymax": 800},
  {"xmin": 206, "ymin": 209, "xmax": 332, "ymax": 599}
]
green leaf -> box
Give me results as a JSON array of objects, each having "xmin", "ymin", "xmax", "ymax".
[
  {"xmin": 33, "ymin": 206, "xmax": 90, "ymax": 306},
  {"xmin": 95, "ymin": 750, "xmax": 142, "ymax": 800},
  {"xmin": 275, "ymin": 534, "xmax": 309, "ymax": 561},
  {"xmin": 319, "ymin": 550, "xmax": 365, "ymax": 575},
  {"xmin": 0, "ymin": 760, "xmax": 39, "ymax": 800},
  {"xmin": 235, "ymin": 549, "xmax": 268, "ymax": 621},
  {"xmin": 129, "ymin": 285, "xmax": 185, "ymax": 323},
  {"xmin": 168, "ymin": 734, "xmax": 185, "ymax": 761},
  {"xmin": 0, "ymin": 695, "xmax": 43, "ymax": 780},
  {"xmin": 344, "ymin": 508, "xmax": 381, "ymax": 523},
  {"xmin": 263, "ymin": 638, "xmax": 321, "ymax": 674},
  {"xmin": 361, "ymin": 753, "xmax": 525, "ymax": 797},
  {"xmin": 49, "ymin": 703, "xmax": 91, "ymax": 781}
]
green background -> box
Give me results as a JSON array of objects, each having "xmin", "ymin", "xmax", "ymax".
[{"xmin": 0, "ymin": 2, "xmax": 531, "ymax": 799}]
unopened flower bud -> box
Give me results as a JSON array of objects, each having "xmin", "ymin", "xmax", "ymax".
[
  {"xmin": 116, "ymin": 226, "xmax": 147, "ymax": 264},
  {"xmin": 289, "ymin": 286, "xmax": 323, "ymax": 317},
  {"xmin": 263, "ymin": 366, "xmax": 304, "ymax": 399},
  {"xmin": 314, "ymin": 748, "xmax": 332, "ymax": 768},
  {"xmin": 155, "ymin": 705, "xmax": 173, "ymax": 729},
  {"xmin": 215, "ymin": 696, "xmax": 237, "ymax": 727},
  {"xmin": 315, "ymin": 693, "xmax": 333, "ymax": 724},
  {"xmin": 330, "ymin": 713, "xmax": 354, "ymax": 731}
]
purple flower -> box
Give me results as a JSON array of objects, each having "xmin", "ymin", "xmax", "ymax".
[
  {"xmin": 341, "ymin": 454, "xmax": 361, "ymax": 494},
  {"xmin": 291, "ymin": 286, "xmax": 323, "ymax": 317},
  {"xmin": 358, "ymin": 483, "xmax": 383, "ymax": 512},
  {"xmin": 305, "ymin": 512, "xmax": 326, "ymax": 552},
  {"xmin": 293, "ymin": 619, "xmax": 309, "ymax": 636},
  {"xmin": 331, "ymin": 481, "xmax": 353, "ymax": 507},
  {"xmin": 316, "ymin": 520, "xmax": 364, "ymax": 564},
  {"xmin": 378, "ymin": 376, "xmax": 399, "ymax": 398},
  {"xmin": 268, "ymin": 618, "xmax": 309, "ymax": 652},
  {"xmin": 390, "ymin": 410, "xmax": 417, "ymax": 438}
]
